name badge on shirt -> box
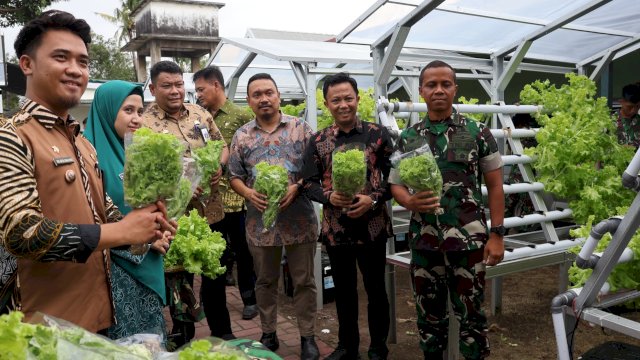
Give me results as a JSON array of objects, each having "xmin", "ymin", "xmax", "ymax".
[
  {"xmin": 194, "ymin": 120, "xmax": 211, "ymax": 143},
  {"xmin": 53, "ymin": 156, "xmax": 74, "ymax": 167}
]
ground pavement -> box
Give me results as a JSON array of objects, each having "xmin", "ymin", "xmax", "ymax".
[{"xmin": 164, "ymin": 276, "xmax": 335, "ymax": 359}]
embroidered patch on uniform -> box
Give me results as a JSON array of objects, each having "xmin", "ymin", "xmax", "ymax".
[{"xmin": 53, "ymin": 156, "xmax": 74, "ymax": 167}]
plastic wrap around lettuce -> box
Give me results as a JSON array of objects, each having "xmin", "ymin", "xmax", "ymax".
[
  {"xmin": 392, "ymin": 143, "xmax": 444, "ymax": 215},
  {"xmin": 124, "ymin": 128, "xmax": 184, "ymax": 208},
  {"xmin": 0, "ymin": 311, "xmax": 152, "ymax": 359},
  {"xmin": 164, "ymin": 209, "xmax": 227, "ymax": 278},
  {"xmin": 192, "ymin": 140, "xmax": 225, "ymax": 197},
  {"xmin": 332, "ymin": 147, "xmax": 366, "ymax": 197},
  {"xmin": 253, "ymin": 162, "xmax": 289, "ymax": 231}
]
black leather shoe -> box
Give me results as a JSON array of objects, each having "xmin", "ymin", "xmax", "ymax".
[
  {"xmin": 242, "ymin": 304, "xmax": 259, "ymax": 320},
  {"xmin": 325, "ymin": 346, "xmax": 361, "ymax": 360},
  {"xmin": 300, "ymin": 336, "xmax": 320, "ymax": 360},
  {"xmin": 368, "ymin": 346, "xmax": 388, "ymax": 360},
  {"xmin": 260, "ymin": 332, "xmax": 279, "ymax": 351}
]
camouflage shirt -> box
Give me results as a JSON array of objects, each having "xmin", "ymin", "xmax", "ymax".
[
  {"xmin": 389, "ymin": 111, "xmax": 503, "ymax": 251},
  {"xmin": 213, "ymin": 100, "xmax": 252, "ymax": 213},
  {"xmin": 142, "ymin": 102, "xmax": 226, "ymax": 224},
  {"xmin": 616, "ymin": 111, "xmax": 640, "ymax": 149}
]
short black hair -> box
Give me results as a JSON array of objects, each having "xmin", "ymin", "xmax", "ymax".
[
  {"xmin": 247, "ymin": 73, "xmax": 278, "ymax": 92},
  {"xmin": 149, "ymin": 61, "xmax": 183, "ymax": 84},
  {"xmin": 14, "ymin": 10, "xmax": 91, "ymax": 58},
  {"xmin": 622, "ymin": 83, "xmax": 640, "ymax": 104},
  {"xmin": 193, "ymin": 65, "xmax": 224, "ymax": 85},
  {"xmin": 419, "ymin": 60, "xmax": 457, "ymax": 86},
  {"xmin": 322, "ymin": 72, "xmax": 358, "ymax": 99}
]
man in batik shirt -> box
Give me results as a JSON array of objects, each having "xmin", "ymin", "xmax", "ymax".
[
  {"xmin": 229, "ymin": 73, "xmax": 319, "ymax": 360},
  {"xmin": 302, "ymin": 72, "xmax": 393, "ymax": 360}
]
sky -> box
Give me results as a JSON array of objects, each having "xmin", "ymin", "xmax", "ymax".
[{"xmin": 1, "ymin": 0, "xmax": 375, "ymax": 57}]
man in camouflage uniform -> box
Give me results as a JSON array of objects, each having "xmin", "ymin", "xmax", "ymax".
[
  {"xmin": 390, "ymin": 60, "xmax": 505, "ymax": 360},
  {"xmin": 616, "ymin": 83, "xmax": 640, "ymax": 148},
  {"xmin": 193, "ymin": 66, "xmax": 259, "ymax": 327},
  {"xmin": 142, "ymin": 61, "xmax": 229, "ymax": 345}
]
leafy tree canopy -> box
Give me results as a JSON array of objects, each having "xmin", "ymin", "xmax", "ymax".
[
  {"xmin": 0, "ymin": 0, "xmax": 64, "ymax": 27},
  {"xmin": 89, "ymin": 33, "xmax": 136, "ymax": 82}
]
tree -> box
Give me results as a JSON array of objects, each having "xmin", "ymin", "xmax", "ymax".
[
  {"xmin": 97, "ymin": 0, "xmax": 141, "ymax": 79},
  {"xmin": 0, "ymin": 0, "xmax": 65, "ymax": 27},
  {"xmin": 89, "ymin": 33, "xmax": 136, "ymax": 82}
]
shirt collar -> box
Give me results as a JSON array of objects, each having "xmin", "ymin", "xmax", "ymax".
[
  {"xmin": 252, "ymin": 111, "xmax": 290, "ymax": 130},
  {"xmin": 331, "ymin": 117, "xmax": 364, "ymax": 137},
  {"xmin": 151, "ymin": 102, "xmax": 188, "ymax": 121},
  {"xmin": 423, "ymin": 108, "xmax": 463, "ymax": 128},
  {"xmin": 21, "ymin": 98, "xmax": 80, "ymax": 135},
  {"xmin": 216, "ymin": 99, "xmax": 233, "ymax": 117}
]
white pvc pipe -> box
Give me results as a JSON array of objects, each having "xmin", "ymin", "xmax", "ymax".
[
  {"xmin": 378, "ymin": 110, "xmax": 400, "ymax": 132},
  {"xmin": 624, "ymin": 147, "xmax": 640, "ymax": 178},
  {"xmin": 503, "ymin": 239, "xmax": 585, "ymax": 262},
  {"xmin": 502, "ymin": 155, "xmax": 535, "ymax": 165},
  {"xmin": 387, "ymin": 102, "xmax": 542, "ymax": 114},
  {"xmin": 493, "ymin": 209, "xmax": 574, "ymax": 228},
  {"xmin": 600, "ymin": 282, "xmax": 611, "ymax": 295},
  {"xmin": 594, "ymin": 247, "xmax": 634, "ymax": 264},
  {"xmin": 578, "ymin": 236, "xmax": 600, "ymax": 262},
  {"xmin": 481, "ymin": 182, "xmax": 544, "ymax": 196},
  {"xmin": 490, "ymin": 128, "xmax": 539, "ymax": 139}
]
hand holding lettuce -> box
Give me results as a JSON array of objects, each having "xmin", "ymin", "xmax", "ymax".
[
  {"xmin": 253, "ymin": 162, "xmax": 289, "ymax": 231},
  {"xmin": 392, "ymin": 143, "xmax": 444, "ymax": 215}
]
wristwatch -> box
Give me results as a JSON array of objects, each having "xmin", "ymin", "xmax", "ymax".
[
  {"xmin": 370, "ymin": 196, "xmax": 378, "ymax": 211},
  {"xmin": 490, "ymin": 225, "xmax": 507, "ymax": 236}
]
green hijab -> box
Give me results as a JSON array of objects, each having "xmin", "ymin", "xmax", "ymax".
[{"xmin": 84, "ymin": 80, "xmax": 166, "ymax": 304}]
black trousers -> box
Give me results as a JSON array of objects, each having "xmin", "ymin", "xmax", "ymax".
[
  {"xmin": 326, "ymin": 241, "xmax": 390, "ymax": 355},
  {"xmin": 215, "ymin": 211, "xmax": 256, "ymax": 305}
]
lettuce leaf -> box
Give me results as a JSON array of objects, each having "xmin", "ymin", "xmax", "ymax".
[
  {"xmin": 253, "ymin": 162, "xmax": 289, "ymax": 230},
  {"xmin": 192, "ymin": 140, "xmax": 225, "ymax": 197},
  {"xmin": 124, "ymin": 127, "xmax": 184, "ymax": 208},
  {"xmin": 398, "ymin": 153, "xmax": 443, "ymax": 197},
  {"xmin": 332, "ymin": 149, "xmax": 366, "ymax": 197},
  {"xmin": 165, "ymin": 210, "xmax": 227, "ymax": 279}
]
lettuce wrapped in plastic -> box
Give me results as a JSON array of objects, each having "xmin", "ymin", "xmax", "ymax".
[
  {"xmin": 253, "ymin": 162, "xmax": 289, "ymax": 230},
  {"xmin": 164, "ymin": 210, "xmax": 227, "ymax": 279},
  {"xmin": 124, "ymin": 128, "xmax": 184, "ymax": 208},
  {"xmin": 392, "ymin": 143, "xmax": 444, "ymax": 215},
  {"xmin": 177, "ymin": 339, "xmax": 248, "ymax": 360},
  {"xmin": 192, "ymin": 140, "xmax": 225, "ymax": 196},
  {"xmin": 332, "ymin": 147, "xmax": 366, "ymax": 197},
  {"xmin": 166, "ymin": 178, "xmax": 194, "ymax": 220}
]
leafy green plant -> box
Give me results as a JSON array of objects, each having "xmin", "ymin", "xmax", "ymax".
[
  {"xmin": 457, "ymin": 96, "xmax": 492, "ymax": 124},
  {"xmin": 398, "ymin": 153, "xmax": 443, "ymax": 197},
  {"xmin": 124, "ymin": 127, "xmax": 184, "ymax": 208},
  {"xmin": 178, "ymin": 339, "xmax": 246, "ymax": 360},
  {"xmin": 332, "ymin": 148, "xmax": 366, "ymax": 197},
  {"xmin": 519, "ymin": 73, "xmax": 636, "ymax": 224},
  {"xmin": 192, "ymin": 140, "xmax": 225, "ymax": 196},
  {"xmin": 165, "ymin": 210, "xmax": 227, "ymax": 278},
  {"xmin": 166, "ymin": 178, "xmax": 193, "ymax": 220},
  {"xmin": 253, "ymin": 162, "xmax": 289, "ymax": 230}
]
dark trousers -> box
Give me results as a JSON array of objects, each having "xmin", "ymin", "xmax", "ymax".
[
  {"xmin": 411, "ymin": 249, "xmax": 489, "ymax": 360},
  {"xmin": 218, "ymin": 211, "xmax": 256, "ymax": 305},
  {"xmin": 326, "ymin": 241, "xmax": 390, "ymax": 356}
]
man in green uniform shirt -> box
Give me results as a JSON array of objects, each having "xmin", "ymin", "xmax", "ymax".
[
  {"xmin": 390, "ymin": 60, "xmax": 505, "ymax": 360},
  {"xmin": 193, "ymin": 65, "xmax": 259, "ymax": 323},
  {"xmin": 616, "ymin": 82, "xmax": 640, "ymax": 148}
]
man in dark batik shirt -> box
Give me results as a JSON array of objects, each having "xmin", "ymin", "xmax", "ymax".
[{"xmin": 302, "ymin": 72, "xmax": 394, "ymax": 360}]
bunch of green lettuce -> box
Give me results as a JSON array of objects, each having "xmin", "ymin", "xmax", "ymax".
[
  {"xmin": 332, "ymin": 149, "xmax": 366, "ymax": 196},
  {"xmin": 178, "ymin": 340, "xmax": 247, "ymax": 360},
  {"xmin": 398, "ymin": 153, "xmax": 443, "ymax": 197},
  {"xmin": 165, "ymin": 209, "xmax": 227, "ymax": 279},
  {"xmin": 124, "ymin": 127, "xmax": 184, "ymax": 208},
  {"xmin": 192, "ymin": 140, "xmax": 225, "ymax": 196},
  {"xmin": 253, "ymin": 162, "xmax": 289, "ymax": 230},
  {"xmin": 569, "ymin": 215, "xmax": 640, "ymax": 304},
  {"xmin": 166, "ymin": 178, "xmax": 194, "ymax": 220},
  {"xmin": 0, "ymin": 311, "xmax": 151, "ymax": 359}
]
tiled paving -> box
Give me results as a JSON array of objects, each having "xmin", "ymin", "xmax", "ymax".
[{"xmin": 164, "ymin": 276, "xmax": 335, "ymax": 359}]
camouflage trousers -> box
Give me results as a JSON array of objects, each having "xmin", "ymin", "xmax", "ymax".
[{"xmin": 410, "ymin": 248, "xmax": 489, "ymax": 359}]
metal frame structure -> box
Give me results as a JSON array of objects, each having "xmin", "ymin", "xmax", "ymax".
[{"xmin": 552, "ymin": 148, "xmax": 640, "ymax": 360}]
